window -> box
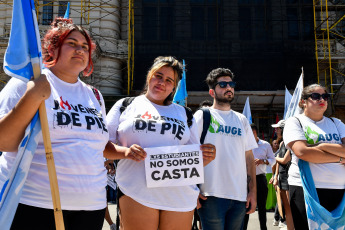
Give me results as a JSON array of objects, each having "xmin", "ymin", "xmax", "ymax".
[
  {"xmin": 142, "ymin": 1, "xmax": 174, "ymax": 40},
  {"xmin": 160, "ymin": 7, "xmax": 173, "ymax": 40},
  {"xmin": 191, "ymin": 7, "xmax": 205, "ymax": 40},
  {"xmin": 239, "ymin": 7, "xmax": 252, "ymax": 40},
  {"xmin": 58, "ymin": 1, "xmax": 68, "ymax": 17},
  {"xmin": 238, "ymin": 1, "xmax": 272, "ymax": 41},
  {"xmin": 302, "ymin": 7, "xmax": 313, "ymax": 39},
  {"xmin": 42, "ymin": 1, "xmax": 53, "ymax": 25},
  {"xmin": 190, "ymin": 1, "xmax": 222, "ymax": 40},
  {"xmin": 287, "ymin": 8, "xmax": 299, "ymax": 39},
  {"xmin": 142, "ymin": 7, "xmax": 158, "ymax": 40}
]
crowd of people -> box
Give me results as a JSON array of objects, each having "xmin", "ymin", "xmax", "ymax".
[{"xmin": 0, "ymin": 18, "xmax": 345, "ymax": 230}]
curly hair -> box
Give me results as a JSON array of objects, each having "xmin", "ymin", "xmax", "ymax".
[
  {"xmin": 42, "ymin": 17, "xmax": 96, "ymax": 76},
  {"xmin": 205, "ymin": 68, "xmax": 235, "ymax": 89}
]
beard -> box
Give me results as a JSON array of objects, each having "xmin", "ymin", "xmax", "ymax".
[{"xmin": 214, "ymin": 90, "xmax": 234, "ymax": 105}]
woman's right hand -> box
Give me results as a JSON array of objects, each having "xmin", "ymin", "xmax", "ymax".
[
  {"xmin": 0, "ymin": 74, "xmax": 51, "ymax": 152},
  {"xmin": 273, "ymin": 176, "xmax": 278, "ymax": 189},
  {"xmin": 125, "ymin": 144, "xmax": 147, "ymax": 162},
  {"xmin": 26, "ymin": 74, "xmax": 51, "ymax": 102}
]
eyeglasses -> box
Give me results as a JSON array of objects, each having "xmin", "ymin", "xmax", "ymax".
[
  {"xmin": 215, "ymin": 81, "xmax": 236, "ymax": 89},
  {"xmin": 307, "ymin": 93, "xmax": 330, "ymax": 101}
]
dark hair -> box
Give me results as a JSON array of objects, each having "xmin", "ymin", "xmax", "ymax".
[
  {"xmin": 42, "ymin": 17, "xmax": 96, "ymax": 76},
  {"xmin": 198, "ymin": 100, "xmax": 213, "ymax": 109},
  {"xmin": 298, "ymin": 84, "xmax": 328, "ymax": 109},
  {"xmin": 250, "ymin": 123, "xmax": 258, "ymax": 133},
  {"xmin": 142, "ymin": 56, "xmax": 183, "ymax": 105},
  {"xmin": 206, "ymin": 68, "xmax": 235, "ymax": 89}
]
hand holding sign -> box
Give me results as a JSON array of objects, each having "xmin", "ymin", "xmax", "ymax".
[
  {"xmin": 200, "ymin": 143, "xmax": 216, "ymax": 166},
  {"xmin": 125, "ymin": 144, "xmax": 147, "ymax": 162},
  {"xmin": 144, "ymin": 144, "xmax": 204, "ymax": 188}
]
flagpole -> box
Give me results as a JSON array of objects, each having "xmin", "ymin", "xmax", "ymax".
[{"xmin": 33, "ymin": 63, "xmax": 65, "ymax": 230}]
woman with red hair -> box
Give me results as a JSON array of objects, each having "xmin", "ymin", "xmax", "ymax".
[{"xmin": 0, "ymin": 18, "xmax": 108, "ymax": 229}]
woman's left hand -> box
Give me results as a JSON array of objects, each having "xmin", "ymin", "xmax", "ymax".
[{"xmin": 200, "ymin": 143, "xmax": 216, "ymax": 166}]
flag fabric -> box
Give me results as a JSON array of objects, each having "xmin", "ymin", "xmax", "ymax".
[
  {"xmin": 0, "ymin": 114, "xmax": 41, "ymax": 229},
  {"xmin": 173, "ymin": 60, "xmax": 188, "ymax": 106},
  {"xmin": 242, "ymin": 97, "xmax": 252, "ymax": 124},
  {"xmin": 283, "ymin": 87, "xmax": 292, "ymax": 120},
  {"xmin": 3, "ymin": 0, "xmax": 42, "ymax": 82},
  {"xmin": 64, "ymin": 2, "xmax": 70, "ymax": 19},
  {"xmin": 284, "ymin": 71, "xmax": 303, "ymax": 120},
  {"xmin": 0, "ymin": 0, "xmax": 42, "ymax": 228},
  {"xmin": 299, "ymin": 159, "xmax": 345, "ymax": 229}
]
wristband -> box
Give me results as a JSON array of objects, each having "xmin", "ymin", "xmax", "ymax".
[{"xmin": 339, "ymin": 157, "xmax": 343, "ymax": 163}]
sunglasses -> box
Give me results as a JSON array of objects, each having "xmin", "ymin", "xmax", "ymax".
[
  {"xmin": 307, "ymin": 93, "xmax": 330, "ymax": 101},
  {"xmin": 215, "ymin": 81, "xmax": 236, "ymax": 89}
]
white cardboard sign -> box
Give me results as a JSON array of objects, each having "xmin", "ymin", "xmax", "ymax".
[{"xmin": 144, "ymin": 144, "xmax": 204, "ymax": 188}]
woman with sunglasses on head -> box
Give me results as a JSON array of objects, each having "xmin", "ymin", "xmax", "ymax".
[
  {"xmin": 104, "ymin": 56, "xmax": 216, "ymax": 230},
  {"xmin": 283, "ymin": 84, "xmax": 345, "ymax": 230},
  {"xmin": 0, "ymin": 18, "xmax": 109, "ymax": 229}
]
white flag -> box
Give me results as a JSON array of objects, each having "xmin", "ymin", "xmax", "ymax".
[
  {"xmin": 242, "ymin": 97, "xmax": 252, "ymax": 124},
  {"xmin": 284, "ymin": 72, "xmax": 303, "ymax": 119},
  {"xmin": 283, "ymin": 86, "xmax": 293, "ymax": 120}
]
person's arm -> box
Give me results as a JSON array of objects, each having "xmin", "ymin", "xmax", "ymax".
[
  {"xmin": 273, "ymin": 163, "xmax": 279, "ymax": 188},
  {"xmin": 266, "ymin": 143, "xmax": 276, "ymax": 166},
  {"xmin": 0, "ymin": 75, "xmax": 50, "ymax": 152},
  {"xmin": 275, "ymin": 149, "xmax": 291, "ymax": 165},
  {"xmin": 288, "ymin": 140, "xmax": 341, "ymax": 163},
  {"xmin": 245, "ymin": 149, "xmax": 257, "ymax": 214},
  {"xmin": 316, "ymin": 137, "xmax": 345, "ymax": 158},
  {"xmin": 103, "ymin": 141, "xmax": 147, "ymax": 162},
  {"xmin": 269, "ymin": 162, "xmax": 277, "ymax": 184}
]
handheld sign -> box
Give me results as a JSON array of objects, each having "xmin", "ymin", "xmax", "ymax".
[{"xmin": 144, "ymin": 144, "xmax": 204, "ymax": 188}]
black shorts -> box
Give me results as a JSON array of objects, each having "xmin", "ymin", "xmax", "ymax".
[
  {"xmin": 278, "ymin": 172, "xmax": 289, "ymax": 190},
  {"xmin": 11, "ymin": 203, "xmax": 106, "ymax": 230}
]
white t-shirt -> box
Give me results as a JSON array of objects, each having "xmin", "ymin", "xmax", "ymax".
[
  {"xmin": 106, "ymin": 95, "xmax": 200, "ymax": 211},
  {"xmin": 194, "ymin": 108, "xmax": 258, "ymax": 202},
  {"xmin": 0, "ymin": 69, "xmax": 109, "ymax": 210},
  {"xmin": 252, "ymin": 139, "xmax": 276, "ymax": 175},
  {"xmin": 284, "ymin": 114, "xmax": 345, "ymax": 189}
]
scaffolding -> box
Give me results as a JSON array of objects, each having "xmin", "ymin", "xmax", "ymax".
[
  {"xmin": 313, "ymin": 0, "xmax": 345, "ymax": 107},
  {"xmin": 128, "ymin": 0, "xmax": 134, "ymax": 95},
  {"xmin": 29, "ymin": 1, "xmax": 133, "ymax": 94}
]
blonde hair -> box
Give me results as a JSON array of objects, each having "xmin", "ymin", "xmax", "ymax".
[{"xmin": 143, "ymin": 56, "xmax": 183, "ymax": 105}]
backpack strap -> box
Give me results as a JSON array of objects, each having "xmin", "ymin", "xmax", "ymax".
[
  {"xmin": 200, "ymin": 107, "xmax": 211, "ymax": 144},
  {"xmin": 330, "ymin": 117, "xmax": 335, "ymax": 123},
  {"xmin": 295, "ymin": 116, "xmax": 302, "ymax": 129},
  {"xmin": 183, "ymin": 106, "xmax": 193, "ymax": 128},
  {"xmin": 87, "ymin": 84, "xmax": 102, "ymax": 106},
  {"xmin": 120, "ymin": 97, "xmax": 135, "ymax": 114}
]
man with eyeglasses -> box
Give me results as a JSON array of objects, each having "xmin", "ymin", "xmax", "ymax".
[{"xmin": 194, "ymin": 68, "xmax": 258, "ymax": 230}]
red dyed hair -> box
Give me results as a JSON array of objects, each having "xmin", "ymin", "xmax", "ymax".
[{"xmin": 42, "ymin": 17, "xmax": 96, "ymax": 76}]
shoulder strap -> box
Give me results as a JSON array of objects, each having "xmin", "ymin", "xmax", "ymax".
[
  {"xmin": 294, "ymin": 116, "xmax": 302, "ymax": 129},
  {"xmin": 120, "ymin": 97, "xmax": 135, "ymax": 114},
  {"xmin": 183, "ymin": 106, "xmax": 193, "ymax": 128},
  {"xmin": 88, "ymin": 84, "xmax": 102, "ymax": 106},
  {"xmin": 200, "ymin": 107, "xmax": 211, "ymax": 144}
]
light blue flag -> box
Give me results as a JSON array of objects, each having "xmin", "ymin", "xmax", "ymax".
[
  {"xmin": 283, "ymin": 87, "xmax": 292, "ymax": 120},
  {"xmin": 0, "ymin": 0, "xmax": 42, "ymax": 228},
  {"xmin": 64, "ymin": 2, "xmax": 70, "ymax": 19},
  {"xmin": 299, "ymin": 159, "xmax": 345, "ymax": 229},
  {"xmin": 173, "ymin": 60, "xmax": 188, "ymax": 106},
  {"xmin": 242, "ymin": 97, "xmax": 252, "ymax": 124},
  {"xmin": 284, "ymin": 71, "xmax": 303, "ymax": 120}
]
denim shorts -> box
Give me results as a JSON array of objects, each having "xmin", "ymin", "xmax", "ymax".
[{"xmin": 198, "ymin": 196, "xmax": 246, "ymax": 230}]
